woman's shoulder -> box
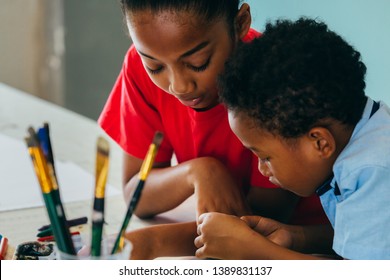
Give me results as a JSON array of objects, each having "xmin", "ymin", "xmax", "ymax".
[
  {"xmin": 242, "ymin": 28, "xmax": 261, "ymax": 43},
  {"xmin": 123, "ymin": 44, "xmax": 143, "ymax": 68}
]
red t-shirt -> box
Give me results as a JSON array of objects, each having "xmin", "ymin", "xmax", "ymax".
[{"xmin": 98, "ymin": 29, "xmax": 328, "ymax": 225}]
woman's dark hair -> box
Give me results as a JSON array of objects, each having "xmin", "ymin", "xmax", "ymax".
[
  {"xmin": 219, "ymin": 17, "xmax": 367, "ymax": 138},
  {"xmin": 120, "ymin": 0, "xmax": 241, "ymax": 37}
]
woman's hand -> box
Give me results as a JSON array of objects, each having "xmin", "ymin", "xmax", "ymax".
[
  {"xmin": 242, "ymin": 216, "xmax": 334, "ymax": 254},
  {"xmin": 241, "ymin": 215, "xmax": 298, "ymax": 250},
  {"xmin": 188, "ymin": 157, "xmax": 251, "ymax": 222}
]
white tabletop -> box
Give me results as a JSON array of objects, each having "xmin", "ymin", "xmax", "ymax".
[{"xmin": 0, "ymin": 82, "xmax": 195, "ymax": 249}]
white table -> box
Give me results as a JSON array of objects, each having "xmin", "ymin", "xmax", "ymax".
[{"xmin": 0, "ymin": 83, "xmax": 195, "ymax": 256}]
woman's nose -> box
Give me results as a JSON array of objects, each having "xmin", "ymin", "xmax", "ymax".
[{"xmin": 169, "ymin": 72, "xmax": 195, "ymax": 96}]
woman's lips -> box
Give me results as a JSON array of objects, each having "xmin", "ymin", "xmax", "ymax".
[{"xmin": 179, "ymin": 96, "xmax": 202, "ymax": 107}]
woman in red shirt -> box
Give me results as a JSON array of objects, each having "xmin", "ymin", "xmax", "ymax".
[{"xmin": 99, "ymin": 0, "xmax": 331, "ymax": 259}]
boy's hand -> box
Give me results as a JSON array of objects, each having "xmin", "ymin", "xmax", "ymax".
[
  {"xmin": 194, "ymin": 213, "xmax": 306, "ymax": 259},
  {"xmin": 194, "ymin": 212, "xmax": 261, "ymax": 259}
]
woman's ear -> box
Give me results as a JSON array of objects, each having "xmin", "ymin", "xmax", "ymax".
[
  {"xmin": 235, "ymin": 3, "xmax": 251, "ymax": 40},
  {"xmin": 307, "ymin": 127, "xmax": 336, "ymax": 159}
]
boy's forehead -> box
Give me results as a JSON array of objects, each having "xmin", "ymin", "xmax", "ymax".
[
  {"xmin": 228, "ymin": 110, "xmax": 289, "ymax": 148},
  {"xmin": 228, "ymin": 111, "xmax": 258, "ymax": 129},
  {"xmin": 228, "ymin": 111, "xmax": 267, "ymax": 141}
]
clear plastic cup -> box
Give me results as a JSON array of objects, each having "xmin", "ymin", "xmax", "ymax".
[{"xmin": 56, "ymin": 235, "xmax": 132, "ymax": 260}]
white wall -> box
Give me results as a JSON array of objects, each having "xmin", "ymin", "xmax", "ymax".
[
  {"xmin": 246, "ymin": 0, "xmax": 390, "ymax": 104},
  {"xmin": 0, "ymin": 0, "xmax": 64, "ymax": 104},
  {"xmin": 0, "ymin": 0, "xmax": 130, "ymax": 120},
  {"xmin": 0, "ymin": 0, "xmax": 44, "ymax": 98}
]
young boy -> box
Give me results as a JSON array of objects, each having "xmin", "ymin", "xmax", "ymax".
[{"xmin": 194, "ymin": 17, "xmax": 390, "ymax": 259}]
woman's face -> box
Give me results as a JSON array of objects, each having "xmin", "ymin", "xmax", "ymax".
[{"xmin": 126, "ymin": 10, "xmax": 235, "ymax": 110}]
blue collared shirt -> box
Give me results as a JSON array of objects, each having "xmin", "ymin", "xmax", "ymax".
[{"xmin": 319, "ymin": 97, "xmax": 390, "ymax": 259}]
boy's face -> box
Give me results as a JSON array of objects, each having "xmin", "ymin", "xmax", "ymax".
[
  {"xmin": 126, "ymin": 10, "xmax": 235, "ymax": 110},
  {"xmin": 228, "ymin": 111, "xmax": 332, "ymax": 197}
]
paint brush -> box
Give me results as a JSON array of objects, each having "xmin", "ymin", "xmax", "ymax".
[
  {"xmin": 25, "ymin": 127, "xmax": 75, "ymax": 255},
  {"xmin": 111, "ymin": 131, "xmax": 163, "ymax": 254},
  {"xmin": 91, "ymin": 136, "xmax": 110, "ymax": 257}
]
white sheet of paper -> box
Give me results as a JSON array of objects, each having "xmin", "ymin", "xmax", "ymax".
[{"xmin": 0, "ymin": 133, "xmax": 121, "ymax": 212}]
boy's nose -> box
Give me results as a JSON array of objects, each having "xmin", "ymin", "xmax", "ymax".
[{"xmin": 258, "ymin": 159, "xmax": 272, "ymax": 177}]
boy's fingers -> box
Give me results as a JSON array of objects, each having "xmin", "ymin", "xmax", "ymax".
[
  {"xmin": 197, "ymin": 223, "xmax": 202, "ymax": 235},
  {"xmin": 194, "ymin": 235, "xmax": 203, "ymax": 249},
  {"xmin": 198, "ymin": 212, "xmax": 207, "ymax": 224}
]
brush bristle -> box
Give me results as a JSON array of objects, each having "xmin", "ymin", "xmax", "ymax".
[
  {"xmin": 97, "ymin": 136, "xmax": 110, "ymax": 156},
  {"xmin": 152, "ymin": 131, "xmax": 164, "ymax": 147},
  {"xmin": 24, "ymin": 136, "xmax": 33, "ymax": 148},
  {"xmin": 27, "ymin": 127, "xmax": 40, "ymax": 146}
]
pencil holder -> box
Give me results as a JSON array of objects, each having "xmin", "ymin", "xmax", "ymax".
[{"xmin": 56, "ymin": 235, "xmax": 132, "ymax": 260}]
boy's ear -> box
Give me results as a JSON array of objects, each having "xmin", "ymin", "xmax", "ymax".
[
  {"xmin": 307, "ymin": 127, "xmax": 336, "ymax": 159},
  {"xmin": 235, "ymin": 3, "xmax": 251, "ymax": 40}
]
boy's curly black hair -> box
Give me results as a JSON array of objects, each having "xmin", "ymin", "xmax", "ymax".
[{"xmin": 218, "ymin": 17, "xmax": 368, "ymax": 138}]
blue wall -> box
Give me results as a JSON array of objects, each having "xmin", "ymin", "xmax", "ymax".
[{"xmin": 246, "ymin": 0, "xmax": 390, "ymax": 104}]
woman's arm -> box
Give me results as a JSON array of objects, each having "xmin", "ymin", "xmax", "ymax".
[
  {"xmin": 242, "ymin": 215, "xmax": 335, "ymax": 255},
  {"xmin": 122, "ymin": 153, "xmax": 192, "ymax": 218},
  {"xmin": 123, "ymin": 154, "xmax": 250, "ymax": 219},
  {"xmin": 125, "ymin": 215, "xmax": 335, "ymax": 260},
  {"xmin": 125, "ymin": 222, "xmax": 197, "ymax": 259}
]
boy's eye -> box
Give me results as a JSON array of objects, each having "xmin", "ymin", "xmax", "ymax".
[
  {"xmin": 187, "ymin": 57, "xmax": 211, "ymax": 72},
  {"xmin": 259, "ymin": 157, "xmax": 270, "ymax": 164}
]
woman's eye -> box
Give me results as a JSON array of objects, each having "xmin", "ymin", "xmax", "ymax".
[
  {"xmin": 147, "ymin": 66, "xmax": 163, "ymax": 75},
  {"xmin": 187, "ymin": 57, "xmax": 211, "ymax": 72}
]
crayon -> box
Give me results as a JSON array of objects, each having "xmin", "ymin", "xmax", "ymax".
[
  {"xmin": 0, "ymin": 236, "xmax": 8, "ymax": 260},
  {"xmin": 37, "ymin": 231, "xmax": 80, "ymax": 242}
]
